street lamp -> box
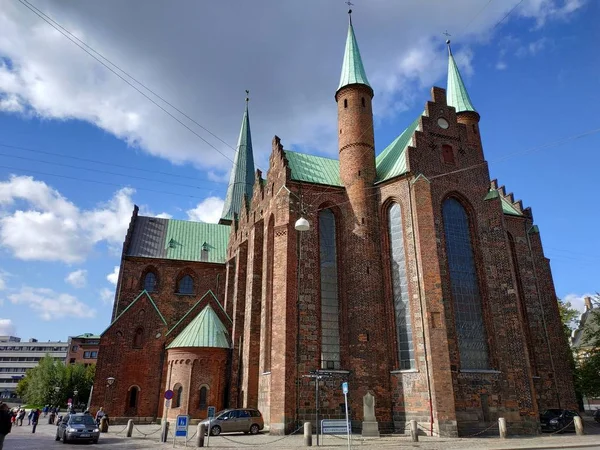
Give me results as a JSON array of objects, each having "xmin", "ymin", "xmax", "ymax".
[
  {"xmin": 105, "ymin": 377, "xmax": 115, "ymax": 410},
  {"xmin": 73, "ymin": 390, "xmax": 79, "ymax": 410},
  {"xmin": 295, "ymin": 216, "xmax": 310, "ymax": 232},
  {"xmin": 54, "ymin": 386, "xmax": 60, "ymax": 408}
]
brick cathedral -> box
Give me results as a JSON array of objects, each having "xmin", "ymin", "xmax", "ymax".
[{"xmin": 92, "ymin": 13, "xmax": 576, "ymax": 436}]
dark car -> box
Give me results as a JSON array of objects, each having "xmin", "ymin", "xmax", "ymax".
[
  {"xmin": 200, "ymin": 408, "xmax": 264, "ymax": 436},
  {"xmin": 539, "ymin": 409, "xmax": 580, "ymax": 433},
  {"xmin": 55, "ymin": 413, "xmax": 100, "ymax": 444}
]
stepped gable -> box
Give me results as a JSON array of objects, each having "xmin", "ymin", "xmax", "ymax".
[{"xmin": 486, "ymin": 179, "xmax": 526, "ymax": 217}]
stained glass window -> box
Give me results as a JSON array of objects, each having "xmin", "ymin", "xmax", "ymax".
[
  {"xmin": 319, "ymin": 209, "xmax": 340, "ymax": 370},
  {"xmin": 387, "ymin": 203, "xmax": 415, "ymax": 370},
  {"xmin": 443, "ymin": 198, "xmax": 488, "ymax": 369},
  {"xmin": 178, "ymin": 275, "xmax": 194, "ymax": 295},
  {"xmin": 144, "ymin": 272, "xmax": 157, "ymax": 292}
]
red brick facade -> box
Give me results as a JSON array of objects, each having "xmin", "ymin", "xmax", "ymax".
[
  {"xmin": 92, "ymin": 88, "xmax": 575, "ymax": 435},
  {"xmin": 67, "ymin": 334, "xmax": 100, "ymax": 366}
]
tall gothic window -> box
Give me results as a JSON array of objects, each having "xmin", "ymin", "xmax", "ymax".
[
  {"xmin": 387, "ymin": 203, "xmax": 415, "ymax": 370},
  {"xmin": 443, "ymin": 198, "xmax": 488, "ymax": 369},
  {"xmin": 178, "ymin": 275, "xmax": 194, "ymax": 295},
  {"xmin": 144, "ymin": 272, "xmax": 157, "ymax": 292},
  {"xmin": 199, "ymin": 386, "xmax": 208, "ymax": 409},
  {"xmin": 319, "ymin": 209, "xmax": 340, "ymax": 370},
  {"xmin": 264, "ymin": 215, "xmax": 275, "ymax": 372}
]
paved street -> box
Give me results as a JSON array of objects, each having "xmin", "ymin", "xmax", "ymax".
[{"xmin": 3, "ymin": 418, "xmax": 600, "ymax": 450}]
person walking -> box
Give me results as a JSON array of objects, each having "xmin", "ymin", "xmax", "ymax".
[
  {"xmin": 31, "ymin": 408, "xmax": 40, "ymax": 434},
  {"xmin": 17, "ymin": 408, "xmax": 25, "ymax": 426},
  {"xmin": 0, "ymin": 403, "xmax": 12, "ymax": 450},
  {"xmin": 94, "ymin": 407, "xmax": 105, "ymax": 426},
  {"xmin": 27, "ymin": 408, "xmax": 33, "ymax": 425}
]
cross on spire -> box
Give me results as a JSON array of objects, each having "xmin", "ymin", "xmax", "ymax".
[{"xmin": 245, "ymin": 89, "xmax": 249, "ymax": 103}]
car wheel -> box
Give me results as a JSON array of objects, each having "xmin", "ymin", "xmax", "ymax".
[
  {"xmin": 250, "ymin": 424, "xmax": 259, "ymax": 435},
  {"xmin": 210, "ymin": 425, "xmax": 221, "ymax": 436}
]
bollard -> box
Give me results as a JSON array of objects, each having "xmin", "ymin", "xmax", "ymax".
[
  {"xmin": 126, "ymin": 419, "xmax": 134, "ymax": 437},
  {"xmin": 574, "ymin": 416, "xmax": 584, "ymax": 436},
  {"xmin": 304, "ymin": 421, "xmax": 312, "ymax": 447},
  {"xmin": 498, "ymin": 417, "xmax": 507, "ymax": 439},
  {"xmin": 197, "ymin": 423, "xmax": 205, "ymax": 447},
  {"xmin": 100, "ymin": 416, "xmax": 109, "ymax": 433},
  {"xmin": 410, "ymin": 420, "xmax": 418, "ymax": 442},
  {"xmin": 161, "ymin": 420, "xmax": 170, "ymax": 443}
]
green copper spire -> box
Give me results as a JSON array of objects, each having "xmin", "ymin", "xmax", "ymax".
[
  {"xmin": 337, "ymin": 10, "xmax": 371, "ymax": 92},
  {"xmin": 220, "ymin": 93, "xmax": 255, "ymax": 224},
  {"xmin": 446, "ymin": 41, "xmax": 477, "ymax": 113}
]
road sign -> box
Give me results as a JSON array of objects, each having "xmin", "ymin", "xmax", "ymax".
[
  {"xmin": 342, "ymin": 382, "xmax": 348, "ymax": 394},
  {"xmin": 164, "ymin": 389, "xmax": 174, "ymax": 400},
  {"xmin": 321, "ymin": 419, "xmax": 350, "ymax": 434},
  {"xmin": 165, "ymin": 399, "xmax": 171, "ymax": 408},
  {"xmin": 175, "ymin": 415, "xmax": 189, "ymax": 437},
  {"xmin": 207, "ymin": 406, "xmax": 216, "ymax": 418}
]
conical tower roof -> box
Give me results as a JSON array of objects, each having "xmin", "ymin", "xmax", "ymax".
[
  {"xmin": 337, "ymin": 11, "xmax": 371, "ymax": 93},
  {"xmin": 220, "ymin": 95, "xmax": 255, "ymax": 224},
  {"xmin": 167, "ymin": 304, "xmax": 229, "ymax": 349},
  {"xmin": 446, "ymin": 41, "xmax": 477, "ymax": 113}
]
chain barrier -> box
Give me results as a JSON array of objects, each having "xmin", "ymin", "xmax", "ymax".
[
  {"xmin": 462, "ymin": 421, "xmax": 499, "ymax": 438},
  {"xmin": 110, "ymin": 425, "xmax": 128, "ymax": 435},
  {"xmin": 186, "ymin": 430, "xmax": 197, "ymax": 442},
  {"xmin": 133, "ymin": 424, "xmax": 163, "ymax": 437},
  {"xmin": 217, "ymin": 423, "xmax": 304, "ymax": 446}
]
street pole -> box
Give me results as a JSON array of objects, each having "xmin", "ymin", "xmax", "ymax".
[
  {"xmin": 316, "ymin": 376, "xmax": 320, "ymax": 446},
  {"xmin": 343, "ymin": 382, "xmax": 350, "ymax": 450}
]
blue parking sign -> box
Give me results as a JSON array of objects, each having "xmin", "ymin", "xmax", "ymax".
[{"xmin": 175, "ymin": 415, "xmax": 189, "ymax": 437}]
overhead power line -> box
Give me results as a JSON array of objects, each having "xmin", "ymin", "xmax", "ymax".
[{"xmin": 17, "ymin": 0, "xmax": 238, "ymax": 168}]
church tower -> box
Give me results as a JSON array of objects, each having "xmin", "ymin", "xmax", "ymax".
[
  {"xmin": 446, "ymin": 41, "xmax": 482, "ymax": 151},
  {"xmin": 219, "ymin": 94, "xmax": 255, "ymax": 225},
  {"xmin": 335, "ymin": 10, "xmax": 376, "ymax": 229}
]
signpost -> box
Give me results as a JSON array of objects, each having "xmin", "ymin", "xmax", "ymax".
[
  {"xmin": 206, "ymin": 406, "xmax": 216, "ymax": 447},
  {"xmin": 342, "ymin": 382, "xmax": 351, "ymax": 450},
  {"xmin": 174, "ymin": 415, "xmax": 189, "ymax": 447}
]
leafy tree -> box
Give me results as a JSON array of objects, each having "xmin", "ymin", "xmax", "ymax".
[
  {"xmin": 558, "ymin": 298, "xmax": 580, "ymax": 341},
  {"xmin": 17, "ymin": 354, "xmax": 95, "ymax": 407}
]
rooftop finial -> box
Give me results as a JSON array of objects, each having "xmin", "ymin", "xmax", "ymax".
[
  {"xmin": 245, "ymin": 89, "xmax": 249, "ymax": 103},
  {"xmin": 346, "ymin": 1, "xmax": 354, "ymax": 24},
  {"xmin": 443, "ymin": 31, "xmax": 452, "ymax": 55}
]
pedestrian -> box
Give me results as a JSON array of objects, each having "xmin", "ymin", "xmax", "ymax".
[
  {"xmin": 94, "ymin": 407, "xmax": 105, "ymax": 426},
  {"xmin": 27, "ymin": 408, "xmax": 33, "ymax": 425},
  {"xmin": 17, "ymin": 408, "xmax": 25, "ymax": 426},
  {"xmin": 0, "ymin": 403, "xmax": 12, "ymax": 450},
  {"xmin": 31, "ymin": 408, "xmax": 40, "ymax": 434},
  {"xmin": 43, "ymin": 405, "xmax": 48, "ymax": 417}
]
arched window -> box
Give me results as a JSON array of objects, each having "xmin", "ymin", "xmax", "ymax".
[
  {"xmin": 174, "ymin": 384, "xmax": 183, "ymax": 408},
  {"xmin": 199, "ymin": 386, "xmax": 208, "ymax": 409},
  {"xmin": 144, "ymin": 272, "xmax": 157, "ymax": 292},
  {"xmin": 128, "ymin": 386, "xmax": 139, "ymax": 408},
  {"xmin": 178, "ymin": 275, "xmax": 194, "ymax": 295},
  {"xmin": 443, "ymin": 198, "xmax": 488, "ymax": 369},
  {"xmin": 442, "ymin": 144, "xmax": 455, "ymax": 164},
  {"xmin": 343, "ymin": 98, "xmax": 348, "ymax": 108},
  {"xmin": 133, "ymin": 327, "xmax": 144, "ymax": 349},
  {"xmin": 319, "ymin": 209, "xmax": 340, "ymax": 370},
  {"xmin": 387, "ymin": 203, "xmax": 414, "ymax": 370},
  {"xmin": 361, "ymin": 97, "xmax": 366, "ymax": 107}
]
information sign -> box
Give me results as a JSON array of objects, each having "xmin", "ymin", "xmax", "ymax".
[
  {"xmin": 342, "ymin": 382, "xmax": 348, "ymax": 394},
  {"xmin": 207, "ymin": 406, "xmax": 216, "ymax": 418},
  {"xmin": 175, "ymin": 415, "xmax": 189, "ymax": 437}
]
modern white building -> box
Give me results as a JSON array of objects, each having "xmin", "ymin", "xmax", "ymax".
[{"xmin": 0, "ymin": 335, "xmax": 68, "ymax": 399}]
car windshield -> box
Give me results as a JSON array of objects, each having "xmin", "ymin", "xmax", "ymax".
[
  {"xmin": 541, "ymin": 409, "xmax": 563, "ymax": 417},
  {"xmin": 70, "ymin": 415, "xmax": 96, "ymax": 426}
]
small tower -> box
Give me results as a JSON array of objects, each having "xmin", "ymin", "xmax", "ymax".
[
  {"xmin": 335, "ymin": 9, "xmax": 376, "ymax": 228},
  {"xmin": 219, "ymin": 93, "xmax": 256, "ymax": 225},
  {"xmin": 446, "ymin": 40, "xmax": 482, "ymax": 149}
]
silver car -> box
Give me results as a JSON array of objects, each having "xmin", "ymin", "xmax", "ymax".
[
  {"xmin": 56, "ymin": 413, "xmax": 100, "ymax": 444},
  {"xmin": 200, "ymin": 408, "xmax": 264, "ymax": 436}
]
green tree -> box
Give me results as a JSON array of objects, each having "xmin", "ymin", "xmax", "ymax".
[{"xmin": 558, "ymin": 298, "xmax": 580, "ymax": 341}]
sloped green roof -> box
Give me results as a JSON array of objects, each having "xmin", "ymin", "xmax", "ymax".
[
  {"xmin": 375, "ymin": 116, "xmax": 421, "ymax": 182},
  {"xmin": 446, "ymin": 44, "xmax": 476, "ymax": 113},
  {"xmin": 221, "ymin": 99, "xmax": 255, "ymax": 223},
  {"xmin": 167, "ymin": 305, "xmax": 230, "ymax": 349},
  {"xmin": 337, "ymin": 18, "xmax": 371, "ymax": 92},
  {"xmin": 165, "ymin": 219, "xmax": 229, "ymax": 263},
  {"xmin": 285, "ymin": 151, "xmax": 342, "ymax": 187},
  {"xmin": 484, "ymin": 189, "xmax": 523, "ymax": 216},
  {"xmin": 74, "ymin": 333, "xmax": 100, "ymax": 339}
]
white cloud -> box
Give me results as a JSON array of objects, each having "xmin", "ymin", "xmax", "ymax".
[
  {"xmin": 65, "ymin": 269, "xmax": 87, "ymax": 288},
  {"xmin": 154, "ymin": 212, "xmax": 172, "ymax": 219},
  {"xmin": 187, "ymin": 197, "xmax": 224, "ymax": 223},
  {"xmin": 107, "ymin": 266, "xmax": 120, "ymax": 285},
  {"xmin": 0, "ymin": 271, "xmax": 7, "ymax": 291},
  {"xmin": 100, "ymin": 288, "xmax": 113, "ymax": 305},
  {"xmin": 563, "ymin": 293, "xmax": 596, "ymax": 314},
  {"xmin": 0, "ymin": 318, "xmax": 16, "ymax": 336},
  {"xmin": 0, "ymin": 1, "xmax": 585, "ymax": 170},
  {"xmin": 8, "ymin": 286, "xmax": 96, "ymax": 321},
  {"xmin": 0, "ymin": 175, "xmax": 134, "ymax": 263},
  {"xmin": 496, "ymin": 61, "xmax": 508, "ymax": 70}
]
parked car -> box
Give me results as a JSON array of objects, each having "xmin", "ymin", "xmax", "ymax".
[
  {"xmin": 200, "ymin": 408, "xmax": 264, "ymax": 436},
  {"xmin": 539, "ymin": 409, "xmax": 580, "ymax": 433},
  {"xmin": 593, "ymin": 409, "xmax": 600, "ymax": 423},
  {"xmin": 55, "ymin": 413, "xmax": 100, "ymax": 444}
]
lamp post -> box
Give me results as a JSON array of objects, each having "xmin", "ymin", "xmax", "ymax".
[
  {"xmin": 73, "ymin": 390, "xmax": 79, "ymax": 411},
  {"xmin": 105, "ymin": 377, "xmax": 115, "ymax": 411},
  {"xmin": 54, "ymin": 386, "xmax": 60, "ymax": 408}
]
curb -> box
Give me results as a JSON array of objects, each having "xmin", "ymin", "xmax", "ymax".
[{"xmin": 489, "ymin": 443, "xmax": 599, "ymax": 450}]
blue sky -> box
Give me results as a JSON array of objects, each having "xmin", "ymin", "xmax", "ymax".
[{"xmin": 0, "ymin": 0, "xmax": 598, "ymax": 341}]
